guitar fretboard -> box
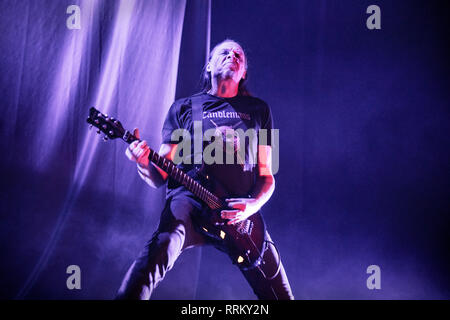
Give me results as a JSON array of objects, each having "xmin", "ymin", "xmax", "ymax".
[
  {"xmin": 147, "ymin": 149, "xmax": 222, "ymax": 210},
  {"xmin": 87, "ymin": 110, "xmax": 224, "ymax": 211}
]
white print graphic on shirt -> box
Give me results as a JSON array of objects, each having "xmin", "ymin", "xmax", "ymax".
[
  {"xmin": 170, "ymin": 121, "xmax": 279, "ymax": 174},
  {"xmin": 203, "ymin": 110, "xmax": 251, "ymax": 121},
  {"xmin": 208, "ymin": 119, "xmax": 244, "ymax": 156}
]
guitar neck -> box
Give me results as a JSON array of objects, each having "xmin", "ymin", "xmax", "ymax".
[{"xmin": 123, "ymin": 131, "xmax": 222, "ymax": 210}]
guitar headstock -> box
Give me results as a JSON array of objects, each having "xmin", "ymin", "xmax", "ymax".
[{"xmin": 86, "ymin": 107, "xmax": 136, "ymax": 143}]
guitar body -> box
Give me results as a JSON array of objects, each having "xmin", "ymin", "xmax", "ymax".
[{"xmin": 191, "ymin": 163, "xmax": 267, "ymax": 270}]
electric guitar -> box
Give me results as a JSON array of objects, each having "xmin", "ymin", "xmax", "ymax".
[{"xmin": 86, "ymin": 107, "xmax": 267, "ymax": 270}]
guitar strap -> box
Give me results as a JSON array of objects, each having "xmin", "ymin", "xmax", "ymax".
[{"xmin": 190, "ymin": 94, "xmax": 205, "ymax": 169}]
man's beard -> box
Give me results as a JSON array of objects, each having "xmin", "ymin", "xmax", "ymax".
[{"xmin": 216, "ymin": 68, "xmax": 236, "ymax": 80}]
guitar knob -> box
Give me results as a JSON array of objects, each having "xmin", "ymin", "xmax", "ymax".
[
  {"xmin": 109, "ymin": 131, "xmax": 114, "ymax": 135},
  {"xmin": 103, "ymin": 136, "xmax": 108, "ymax": 141},
  {"xmin": 96, "ymin": 129, "xmax": 101, "ymax": 134}
]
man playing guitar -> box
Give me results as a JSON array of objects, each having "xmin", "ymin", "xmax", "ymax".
[{"xmin": 115, "ymin": 40, "xmax": 294, "ymax": 300}]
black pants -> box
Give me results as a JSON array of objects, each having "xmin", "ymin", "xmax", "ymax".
[{"xmin": 115, "ymin": 195, "xmax": 294, "ymax": 300}]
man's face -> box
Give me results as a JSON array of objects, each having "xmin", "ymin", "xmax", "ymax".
[{"xmin": 207, "ymin": 41, "xmax": 247, "ymax": 83}]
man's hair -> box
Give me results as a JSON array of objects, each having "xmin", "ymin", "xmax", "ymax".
[{"xmin": 200, "ymin": 39, "xmax": 251, "ymax": 96}]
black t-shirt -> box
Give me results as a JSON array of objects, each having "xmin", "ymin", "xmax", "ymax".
[{"xmin": 161, "ymin": 92, "xmax": 273, "ymax": 199}]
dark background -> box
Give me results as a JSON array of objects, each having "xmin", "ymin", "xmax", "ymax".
[
  {"xmin": 203, "ymin": 0, "xmax": 450, "ymax": 299},
  {"xmin": 0, "ymin": 0, "xmax": 449, "ymax": 299}
]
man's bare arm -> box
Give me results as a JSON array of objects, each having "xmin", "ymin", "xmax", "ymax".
[
  {"xmin": 125, "ymin": 128, "xmax": 178, "ymax": 189},
  {"xmin": 221, "ymin": 145, "xmax": 275, "ymax": 225}
]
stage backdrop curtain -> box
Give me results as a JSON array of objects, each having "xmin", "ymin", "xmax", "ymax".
[{"xmin": 0, "ymin": 0, "xmax": 215, "ymax": 299}]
